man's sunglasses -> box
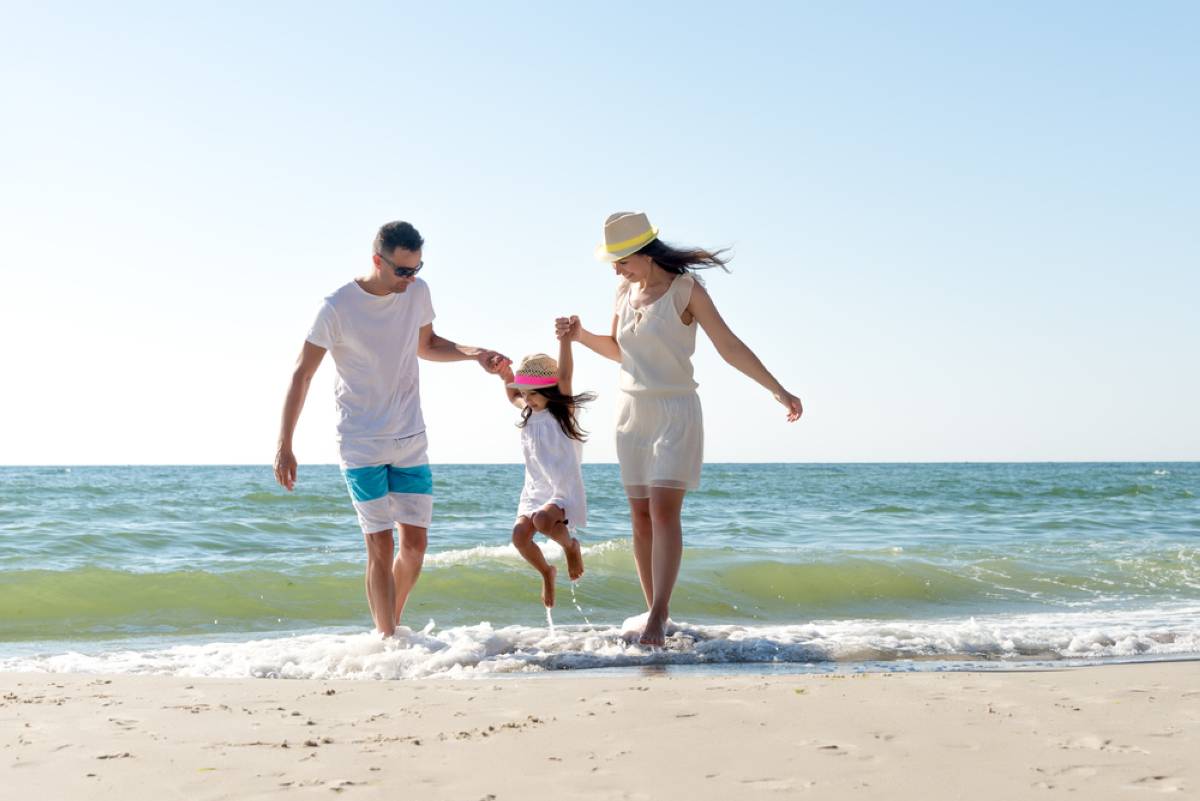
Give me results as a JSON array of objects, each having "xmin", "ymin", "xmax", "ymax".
[{"xmin": 378, "ymin": 251, "xmax": 424, "ymax": 278}]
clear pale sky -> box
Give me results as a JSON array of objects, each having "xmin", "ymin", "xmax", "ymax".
[{"xmin": 1, "ymin": 2, "xmax": 1196, "ymax": 465}]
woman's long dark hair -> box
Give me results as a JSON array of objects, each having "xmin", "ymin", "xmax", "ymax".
[
  {"xmin": 519, "ymin": 385, "xmax": 598, "ymax": 442},
  {"xmin": 638, "ymin": 238, "xmax": 732, "ymax": 274}
]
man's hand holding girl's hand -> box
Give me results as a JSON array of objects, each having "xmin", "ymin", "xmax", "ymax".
[{"xmin": 476, "ymin": 350, "xmax": 511, "ymax": 374}]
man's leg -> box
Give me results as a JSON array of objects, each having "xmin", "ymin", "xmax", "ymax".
[
  {"xmin": 342, "ymin": 461, "xmax": 396, "ymax": 635},
  {"xmin": 392, "ymin": 524, "xmax": 427, "ymax": 626},
  {"xmin": 363, "ymin": 529, "xmax": 397, "ymax": 637},
  {"xmin": 384, "ymin": 434, "xmax": 435, "ymax": 629}
]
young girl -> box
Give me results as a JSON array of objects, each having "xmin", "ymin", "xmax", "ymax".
[{"xmin": 499, "ymin": 334, "xmax": 597, "ymax": 608}]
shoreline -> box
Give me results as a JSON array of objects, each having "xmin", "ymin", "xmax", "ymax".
[{"xmin": 5, "ymin": 661, "xmax": 1197, "ymax": 799}]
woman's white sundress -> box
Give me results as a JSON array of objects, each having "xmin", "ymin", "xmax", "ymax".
[
  {"xmin": 614, "ymin": 272, "xmax": 703, "ymax": 498},
  {"xmin": 517, "ymin": 409, "xmax": 588, "ymax": 530}
]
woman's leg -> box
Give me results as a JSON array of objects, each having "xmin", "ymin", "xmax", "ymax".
[
  {"xmin": 627, "ymin": 495, "xmax": 654, "ymax": 610},
  {"xmin": 512, "ymin": 515, "xmax": 557, "ymax": 607},
  {"xmin": 641, "ymin": 486, "xmax": 686, "ymax": 646}
]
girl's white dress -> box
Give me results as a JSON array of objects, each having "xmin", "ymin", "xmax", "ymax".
[
  {"xmin": 614, "ymin": 272, "xmax": 704, "ymax": 497},
  {"xmin": 517, "ymin": 409, "xmax": 588, "ymax": 529}
]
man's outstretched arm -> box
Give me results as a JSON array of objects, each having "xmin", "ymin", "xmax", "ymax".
[
  {"xmin": 417, "ymin": 324, "xmax": 510, "ymax": 374},
  {"xmin": 275, "ymin": 341, "xmax": 326, "ymax": 491}
]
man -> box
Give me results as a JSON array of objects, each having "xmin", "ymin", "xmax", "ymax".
[{"xmin": 274, "ymin": 220, "xmax": 508, "ymax": 637}]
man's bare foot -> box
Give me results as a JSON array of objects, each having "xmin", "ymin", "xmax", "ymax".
[
  {"xmin": 639, "ymin": 615, "xmax": 666, "ymax": 646},
  {"xmin": 541, "ymin": 565, "xmax": 557, "ymax": 608},
  {"xmin": 564, "ymin": 537, "xmax": 585, "ymax": 581}
]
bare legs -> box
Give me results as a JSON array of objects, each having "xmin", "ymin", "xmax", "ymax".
[
  {"xmin": 512, "ymin": 517, "xmax": 557, "ymax": 607},
  {"xmin": 363, "ymin": 524, "xmax": 427, "ymax": 637},
  {"xmin": 393, "ymin": 524, "xmax": 426, "ymax": 627},
  {"xmin": 364, "ymin": 530, "xmax": 397, "ymax": 636},
  {"xmin": 512, "ymin": 504, "xmax": 585, "ymax": 608},
  {"xmin": 627, "ymin": 487, "xmax": 686, "ymax": 646}
]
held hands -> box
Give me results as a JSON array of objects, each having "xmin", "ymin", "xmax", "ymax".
[
  {"xmin": 274, "ymin": 447, "xmax": 298, "ymax": 492},
  {"xmin": 497, "ymin": 362, "xmax": 516, "ymax": 384},
  {"xmin": 775, "ymin": 390, "xmax": 804, "ymax": 422},
  {"xmin": 555, "ymin": 315, "xmax": 581, "ymax": 341},
  {"xmin": 476, "ymin": 350, "xmax": 511, "ymax": 375}
]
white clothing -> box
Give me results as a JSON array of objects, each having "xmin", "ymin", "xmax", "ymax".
[
  {"xmin": 340, "ymin": 433, "xmax": 434, "ymax": 534},
  {"xmin": 614, "ymin": 273, "xmax": 704, "ymax": 496},
  {"xmin": 306, "ymin": 279, "xmax": 436, "ymax": 445},
  {"xmin": 616, "ymin": 272, "xmax": 699, "ymax": 396},
  {"xmin": 517, "ymin": 410, "xmax": 587, "ymax": 530}
]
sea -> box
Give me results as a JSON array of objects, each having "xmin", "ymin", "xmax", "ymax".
[{"xmin": 1, "ymin": 463, "xmax": 1197, "ymax": 679}]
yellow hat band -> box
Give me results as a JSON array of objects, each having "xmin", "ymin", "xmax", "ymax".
[{"xmin": 605, "ymin": 227, "xmax": 658, "ymax": 254}]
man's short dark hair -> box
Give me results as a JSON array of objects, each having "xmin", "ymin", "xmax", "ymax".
[{"xmin": 374, "ymin": 221, "xmax": 424, "ymax": 255}]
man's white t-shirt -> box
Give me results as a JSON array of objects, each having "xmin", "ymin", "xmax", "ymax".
[{"xmin": 306, "ymin": 278, "xmax": 435, "ymax": 443}]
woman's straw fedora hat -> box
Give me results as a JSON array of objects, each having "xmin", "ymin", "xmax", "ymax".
[
  {"xmin": 594, "ymin": 211, "xmax": 659, "ymax": 262},
  {"xmin": 507, "ymin": 353, "xmax": 559, "ymax": 390}
]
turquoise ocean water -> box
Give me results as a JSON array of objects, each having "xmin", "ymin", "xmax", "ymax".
[{"xmin": 1, "ymin": 463, "xmax": 1197, "ymax": 678}]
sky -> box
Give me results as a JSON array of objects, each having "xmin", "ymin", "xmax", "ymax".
[{"xmin": 1, "ymin": 2, "xmax": 1197, "ymax": 465}]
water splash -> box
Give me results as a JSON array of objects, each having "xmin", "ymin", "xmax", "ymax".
[{"xmin": 570, "ymin": 581, "xmax": 592, "ymax": 627}]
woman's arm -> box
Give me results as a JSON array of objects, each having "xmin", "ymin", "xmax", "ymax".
[
  {"xmin": 556, "ymin": 315, "xmax": 621, "ymax": 362},
  {"xmin": 688, "ymin": 283, "xmax": 803, "ymax": 422}
]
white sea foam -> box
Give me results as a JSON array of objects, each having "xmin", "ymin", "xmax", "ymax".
[
  {"xmin": 425, "ymin": 538, "xmax": 627, "ymax": 567},
  {"xmin": 4, "ymin": 606, "xmax": 1198, "ymax": 680}
]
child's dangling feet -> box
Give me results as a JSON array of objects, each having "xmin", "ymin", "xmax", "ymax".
[{"xmin": 541, "ymin": 565, "xmax": 557, "ymax": 608}]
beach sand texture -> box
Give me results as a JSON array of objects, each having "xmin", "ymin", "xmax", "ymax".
[{"xmin": 4, "ymin": 662, "xmax": 1197, "ymax": 800}]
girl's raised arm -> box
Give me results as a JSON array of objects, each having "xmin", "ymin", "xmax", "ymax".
[
  {"xmin": 558, "ymin": 328, "xmax": 574, "ymax": 397},
  {"xmin": 687, "ymin": 282, "xmax": 803, "ymax": 422},
  {"xmin": 556, "ymin": 315, "xmax": 621, "ymax": 362},
  {"xmin": 498, "ymin": 363, "xmax": 525, "ymax": 409}
]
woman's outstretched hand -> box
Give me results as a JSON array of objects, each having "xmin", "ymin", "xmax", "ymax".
[
  {"xmin": 775, "ymin": 391, "xmax": 803, "ymax": 422},
  {"xmin": 555, "ymin": 315, "xmax": 581, "ymax": 341}
]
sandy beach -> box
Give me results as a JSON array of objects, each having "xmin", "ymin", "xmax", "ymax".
[{"xmin": 3, "ymin": 661, "xmax": 1196, "ymax": 799}]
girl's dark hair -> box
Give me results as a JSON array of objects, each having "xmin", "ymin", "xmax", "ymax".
[
  {"xmin": 638, "ymin": 238, "xmax": 731, "ymax": 274},
  {"xmin": 519, "ymin": 386, "xmax": 598, "ymax": 442}
]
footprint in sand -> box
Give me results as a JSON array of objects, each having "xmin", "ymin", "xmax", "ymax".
[
  {"xmin": 1056, "ymin": 735, "xmax": 1149, "ymax": 754},
  {"xmin": 1127, "ymin": 775, "xmax": 1184, "ymax": 793}
]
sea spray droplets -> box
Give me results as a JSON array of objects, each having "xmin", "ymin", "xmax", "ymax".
[{"xmin": 570, "ymin": 581, "xmax": 591, "ymax": 627}]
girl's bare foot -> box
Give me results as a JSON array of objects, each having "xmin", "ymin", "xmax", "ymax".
[
  {"xmin": 541, "ymin": 565, "xmax": 557, "ymax": 608},
  {"xmin": 639, "ymin": 614, "xmax": 666, "ymax": 646},
  {"xmin": 565, "ymin": 537, "xmax": 585, "ymax": 580}
]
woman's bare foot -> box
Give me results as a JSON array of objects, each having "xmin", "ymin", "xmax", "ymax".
[
  {"xmin": 639, "ymin": 614, "xmax": 666, "ymax": 646},
  {"xmin": 541, "ymin": 565, "xmax": 557, "ymax": 608},
  {"xmin": 564, "ymin": 537, "xmax": 585, "ymax": 580}
]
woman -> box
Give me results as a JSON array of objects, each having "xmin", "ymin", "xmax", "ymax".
[{"xmin": 556, "ymin": 211, "xmax": 803, "ymax": 645}]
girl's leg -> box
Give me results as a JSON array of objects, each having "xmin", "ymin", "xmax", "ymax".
[
  {"xmin": 512, "ymin": 516, "xmax": 557, "ymax": 607},
  {"xmin": 642, "ymin": 486, "xmax": 687, "ymax": 646},
  {"xmin": 627, "ymin": 496, "xmax": 654, "ymax": 610},
  {"xmin": 531, "ymin": 504, "xmax": 584, "ymax": 580}
]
